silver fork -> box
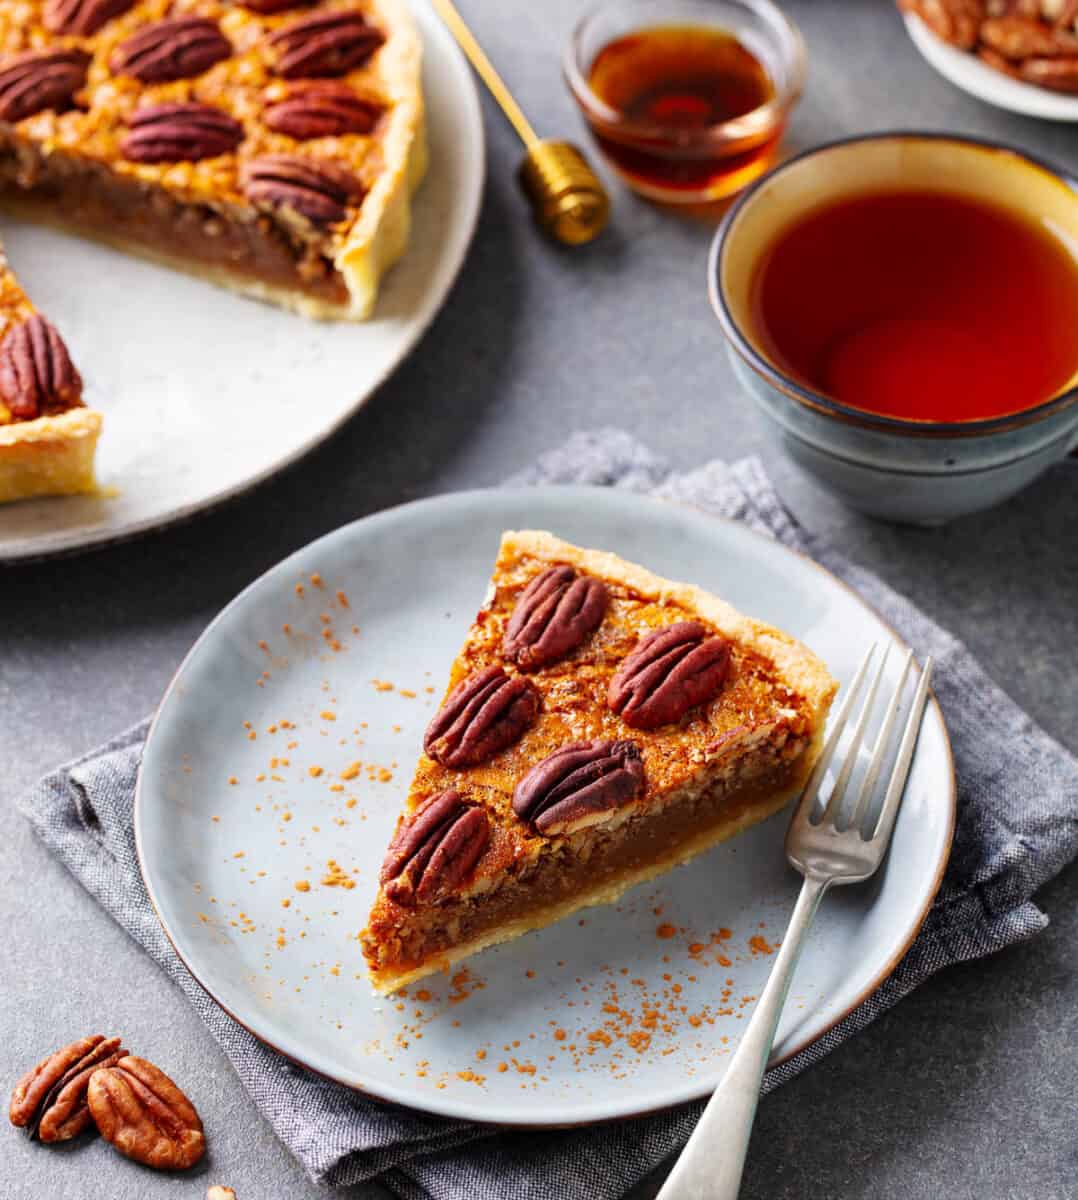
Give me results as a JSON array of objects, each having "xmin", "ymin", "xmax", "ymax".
[{"xmin": 656, "ymin": 643, "xmax": 934, "ymax": 1200}]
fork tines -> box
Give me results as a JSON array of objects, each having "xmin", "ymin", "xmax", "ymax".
[{"xmin": 793, "ymin": 642, "xmax": 934, "ymax": 842}]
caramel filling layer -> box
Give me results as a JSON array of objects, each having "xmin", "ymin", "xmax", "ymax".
[
  {"xmin": 0, "ymin": 137, "xmax": 349, "ymax": 305},
  {"xmin": 364, "ymin": 740, "xmax": 806, "ymax": 976}
]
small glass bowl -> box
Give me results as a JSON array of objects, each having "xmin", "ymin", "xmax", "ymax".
[{"xmin": 564, "ymin": 0, "xmax": 806, "ymax": 205}]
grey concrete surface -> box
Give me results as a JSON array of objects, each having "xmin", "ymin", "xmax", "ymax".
[{"xmin": 2, "ymin": 2, "xmax": 1077, "ymax": 1198}]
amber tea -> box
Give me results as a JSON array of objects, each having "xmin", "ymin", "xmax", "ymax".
[{"xmin": 750, "ymin": 190, "xmax": 1078, "ymax": 422}]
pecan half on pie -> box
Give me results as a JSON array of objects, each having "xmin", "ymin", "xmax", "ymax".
[
  {"xmin": 0, "ymin": 0, "xmax": 425, "ymax": 322},
  {"xmin": 361, "ymin": 531, "xmax": 838, "ymax": 994},
  {"xmin": 0, "ymin": 246, "xmax": 101, "ymax": 501}
]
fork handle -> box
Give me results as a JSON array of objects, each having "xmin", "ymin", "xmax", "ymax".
[{"xmin": 655, "ymin": 876, "xmax": 828, "ymax": 1200}]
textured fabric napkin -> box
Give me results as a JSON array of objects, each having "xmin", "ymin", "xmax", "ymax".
[{"xmin": 20, "ymin": 430, "xmax": 1078, "ymax": 1199}]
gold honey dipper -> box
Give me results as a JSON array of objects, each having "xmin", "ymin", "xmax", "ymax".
[{"xmin": 430, "ymin": 0, "xmax": 610, "ymax": 245}]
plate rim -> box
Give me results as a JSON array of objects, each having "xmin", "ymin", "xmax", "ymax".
[
  {"xmin": 903, "ymin": 11, "xmax": 1078, "ymax": 122},
  {"xmin": 0, "ymin": 0, "xmax": 486, "ymax": 564},
  {"xmin": 135, "ymin": 485, "xmax": 957, "ymax": 1127}
]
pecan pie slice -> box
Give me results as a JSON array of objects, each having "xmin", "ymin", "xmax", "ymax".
[
  {"xmin": 0, "ymin": 0, "xmax": 425, "ymax": 320},
  {"xmin": 361, "ymin": 531, "xmax": 838, "ymax": 994},
  {"xmin": 0, "ymin": 242, "xmax": 100, "ymax": 502}
]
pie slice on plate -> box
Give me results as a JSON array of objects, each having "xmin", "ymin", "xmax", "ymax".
[
  {"xmin": 361, "ymin": 531, "xmax": 838, "ymax": 994},
  {"xmin": 0, "ymin": 0, "xmax": 425, "ymax": 320},
  {"xmin": 0, "ymin": 243, "xmax": 100, "ymax": 502}
]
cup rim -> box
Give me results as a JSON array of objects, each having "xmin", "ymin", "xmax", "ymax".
[
  {"xmin": 709, "ymin": 130, "xmax": 1078, "ymax": 439},
  {"xmin": 563, "ymin": 0, "xmax": 806, "ymax": 147}
]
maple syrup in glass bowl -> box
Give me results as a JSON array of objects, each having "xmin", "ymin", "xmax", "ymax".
[{"xmin": 565, "ymin": 0, "xmax": 805, "ymax": 204}]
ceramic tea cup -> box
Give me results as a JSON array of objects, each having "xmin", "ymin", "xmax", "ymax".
[{"xmin": 709, "ymin": 132, "xmax": 1078, "ymax": 524}]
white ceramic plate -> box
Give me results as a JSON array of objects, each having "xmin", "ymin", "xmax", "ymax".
[
  {"xmin": 137, "ymin": 488, "xmax": 955, "ymax": 1125},
  {"xmin": 0, "ymin": 1, "xmax": 484, "ymax": 562},
  {"xmin": 905, "ymin": 11, "xmax": 1078, "ymax": 121}
]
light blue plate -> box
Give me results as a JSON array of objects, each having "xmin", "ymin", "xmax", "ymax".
[{"xmin": 136, "ymin": 488, "xmax": 954, "ymax": 1125}]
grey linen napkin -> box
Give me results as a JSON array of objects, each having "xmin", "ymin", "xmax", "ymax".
[{"xmin": 20, "ymin": 430, "xmax": 1078, "ymax": 1199}]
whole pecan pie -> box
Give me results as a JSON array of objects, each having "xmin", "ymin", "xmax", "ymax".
[
  {"xmin": 0, "ymin": 0, "xmax": 425, "ymax": 322},
  {"xmin": 361, "ymin": 531, "xmax": 838, "ymax": 994}
]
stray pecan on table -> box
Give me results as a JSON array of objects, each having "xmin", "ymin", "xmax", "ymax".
[
  {"xmin": 608, "ymin": 620, "xmax": 731, "ymax": 730},
  {"xmin": 380, "ymin": 789, "xmax": 490, "ymax": 905},
  {"xmin": 513, "ymin": 739, "xmax": 646, "ymax": 835},
  {"xmin": 424, "ymin": 665, "xmax": 541, "ymax": 767},
  {"xmin": 9, "ymin": 1035, "xmax": 126, "ymax": 1143},
  {"xmin": 87, "ymin": 1055, "xmax": 205, "ymax": 1170},
  {"xmin": 502, "ymin": 565, "xmax": 609, "ymax": 671}
]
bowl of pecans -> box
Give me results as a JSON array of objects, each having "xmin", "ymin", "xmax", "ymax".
[{"xmin": 899, "ymin": 0, "xmax": 1078, "ymax": 120}]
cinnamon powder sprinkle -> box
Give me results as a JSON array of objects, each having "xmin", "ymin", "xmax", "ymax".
[
  {"xmin": 372, "ymin": 680, "xmax": 394, "ymax": 692},
  {"xmin": 656, "ymin": 923, "xmax": 677, "ymax": 939},
  {"xmin": 336, "ymin": 589, "xmax": 349, "ymax": 607},
  {"xmin": 294, "ymin": 880, "xmax": 311, "ymax": 893},
  {"xmin": 749, "ymin": 935, "xmax": 774, "ymax": 955},
  {"xmin": 310, "ymin": 573, "xmax": 323, "ymax": 587},
  {"xmin": 308, "ymin": 766, "xmax": 324, "ymax": 778},
  {"xmin": 321, "ymin": 710, "xmax": 337, "ymax": 721},
  {"xmin": 340, "ymin": 762, "xmax": 362, "ymax": 780}
]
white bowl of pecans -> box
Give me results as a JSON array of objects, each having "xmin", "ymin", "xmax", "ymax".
[{"xmin": 900, "ymin": 0, "xmax": 1078, "ymax": 120}]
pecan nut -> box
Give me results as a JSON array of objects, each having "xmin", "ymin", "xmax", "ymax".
[
  {"xmin": 10, "ymin": 1035, "xmax": 125, "ymax": 1142},
  {"xmin": 0, "ymin": 49, "xmax": 89, "ymax": 123},
  {"xmin": 1020, "ymin": 54, "xmax": 1078, "ymax": 89},
  {"xmin": 898, "ymin": 0, "xmax": 984, "ymax": 49},
  {"xmin": 87, "ymin": 1056, "xmax": 205, "ymax": 1170},
  {"xmin": 264, "ymin": 82, "xmax": 383, "ymax": 139},
  {"xmin": 424, "ymin": 665, "xmax": 540, "ymax": 768},
  {"xmin": 608, "ymin": 621, "xmax": 731, "ymax": 730},
  {"xmin": 43, "ymin": 0, "xmax": 135, "ymax": 36},
  {"xmin": 122, "ymin": 102, "xmax": 243, "ymax": 164},
  {"xmin": 110, "ymin": 17, "xmax": 232, "ymax": 84},
  {"xmin": 241, "ymin": 154, "xmax": 364, "ymax": 225},
  {"xmin": 513, "ymin": 739, "xmax": 646, "ymax": 836},
  {"xmin": 380, "ymin": 790, "xmax": 490, "ymax": 905},
  {"xmin": 503, "ymin": 566, "xmax": 609, "ymax": 671},
  {"xmin": 0, "ymin": 314, "xmax": 83, "ymax": 421},
  {"xmin": 267, "ymin": 11, "xmax": 384, "ymax": 79}
]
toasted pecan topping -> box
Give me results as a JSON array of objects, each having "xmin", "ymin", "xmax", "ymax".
[
  {"xmin": 380, "ymin": 790, "xmax": 490, "ymax": 906},
  {"xmin": 608, "ymin": 621, "xmax": 731, "ymax": 729},
  {"xmin": 0, "ymin": 315, "xmax": 83, "ymax": 422},
  {"xmin": 110, "ymin": 17, "xmax": 232, "ymax": 84},
  {"xmin": 122, "ymin": 102, "xmax": 243, "ymax": 163},
  {"xmin": 266, "ymin": 10, "xmax": 384, "ymax": 79},
  {"xmin": 513, "ymin": 739, "xmax": 646, "ymax": 836},
  {"xmin": 503, "ymin": 565, "xmax": 609, "ymax": 671},
  {"xmin": 43, "ymin": 0, "xmax": 135, "ymax": 36},
  {"xmin": 424, "ymin": 665, "xmax": 541, "ymax": 768},
  {"xmin": 264, "ymin": 81, "xmax": 383, "ymax": 138},
  {"xmin": 0, "ymin": 49, "xmax": 89, "ymax": 123},
  {"xmin": 241, "ymin": 153, "xmax": 364, "ymax": 225}
]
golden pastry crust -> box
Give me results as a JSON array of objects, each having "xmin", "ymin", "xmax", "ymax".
[
  {"xmin": 0, "ymin": 405, "xmax": 102, "ymax": 501},
  {"xmin": 0, "ymin": 0, "xmax": 426, "ymax": 319},
  {"xmin": 362, "ymin": 532, "xmax": 838, "ymax": 993}
]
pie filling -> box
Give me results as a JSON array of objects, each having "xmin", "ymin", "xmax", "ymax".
[
  {"xmin": 0, "ymin": 138, "xmax": 349, "ymax": 306},
  {"xmin": 363, "ymin": 733, "xmax": 809, "ymax": 985},
  {"xmin": 361, "ymin": 531, "xmax": 838, "ymax": 993}
]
